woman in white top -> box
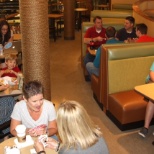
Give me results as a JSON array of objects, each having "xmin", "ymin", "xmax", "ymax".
[{"xmin": 10, "ymin": 80, "xmax": 57, "ymax": 137}]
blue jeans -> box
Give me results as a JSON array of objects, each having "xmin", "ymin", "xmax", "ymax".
[
  {"xmin": 84, "ymin": 52, "xmax": 95, "ymax": 65},
  {"xmin": 86, "ymin": 62, "xmax": 99, "ymax": 77},
  {"xmin": 0, "ymin": 97, "xmax": 15, "ymax": 134}
]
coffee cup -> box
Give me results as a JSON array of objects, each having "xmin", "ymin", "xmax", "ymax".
[{"xmin": 15, "ymin": 125, "xmax": 26, "ymax": 143}]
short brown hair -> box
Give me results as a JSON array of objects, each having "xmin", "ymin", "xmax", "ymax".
[
  {"xmin": 106, "ymin": 26, "xmax": 116, "ymax": 38},
  {"xmin": 93, "ymin": 16, "xmax": 102, "ymax": 23},
  {"xmin": 125, "ymin": 16, "xmax": 135, "ymax": 25},
  {"xmin": 5, "ymin": 54, "xmax": 17, "ymax": 62},
  {"xmin": 23, "ymin": 80, "xmax": 44, "ymax": 99},
  {"xmin": 136, "ymin": 23, "xmax": 147, "ymax": 34}
]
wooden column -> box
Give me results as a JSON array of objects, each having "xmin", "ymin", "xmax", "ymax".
[
  {"xmin": 64, "ymin": 0, "xmax": 75, "ymax": 40},
  {"xmin": 19, "ymin": 0, "xmax": 51, "ymax": 100}
]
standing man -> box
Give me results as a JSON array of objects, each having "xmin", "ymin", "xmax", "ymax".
[
  {"xmin": 116, "ymin": 16, "xmax": 137, "ymax": 42},
  {"xmin": 83, "ymin": 16, "xmax": 106, "ymax": 65}
]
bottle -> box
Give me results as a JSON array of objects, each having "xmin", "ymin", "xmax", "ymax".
[
  {"xmin": 18, "ymin": 73, "xmax": 24, "ymax": 90},
  {"xmin": 0, "ymin": 44, "xmax": 3, "ymax": 55},
  {"xmin": 90, "ymin": 38, "xmax": 94, "ymax": 50}
]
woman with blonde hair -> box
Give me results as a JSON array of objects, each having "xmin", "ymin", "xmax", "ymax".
[{"xmin": 34, "ymin": 100, "xmax": 109, "ymax": 154}]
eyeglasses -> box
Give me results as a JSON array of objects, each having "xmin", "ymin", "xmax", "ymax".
[{"xmin": 2, "ymin": 28, "xmax": 8, "ymax": 31}]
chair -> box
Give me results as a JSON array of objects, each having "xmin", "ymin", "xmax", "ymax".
[
  {"xmin": 0, "ymin": 120, "xmax": 11, "ymax": 139},
  {"xmin": 12, "ymin": 40, "xmax": 23, "ymax": 70},
  {"xmin": 48, "ymin": 10, "xmax": 63, "ymax": 41},
  {"xmin": 75, "ymin": 0, "xmax": 90, "ymax": 30},
  {"xmin": 49, "ymin": 26, "xmax": 56, "ymax": 42},
  {"xmin": 56, "ymin": 19, "xmax": 64, "ymax": 36},
  {"xmin": 51, "ymin": 10, "xmax": 64, "ymax": 36}
]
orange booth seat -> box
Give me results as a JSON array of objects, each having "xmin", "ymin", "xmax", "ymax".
[{"xmin": 91, "ymin": 42, "xmax": 154, "ymax": 130}]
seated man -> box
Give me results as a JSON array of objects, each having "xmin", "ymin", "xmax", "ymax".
[
  {"xmin": 116, "ymin": 16, "xmax": 137, "ymax": 42},
  {"xmin": 135, "ymin": 23, "xmax": 154, "ymax": 43},
  {"xmin": 86, "ymin": 26, "xmax": 122, "ymax": 77},
  {"xmin": 138, "ymin": 62, "xmax": 154, "ymax": 138},
  {"xmin": 83, "ymin": 16, "xmax": 106, "ymax": 65}
]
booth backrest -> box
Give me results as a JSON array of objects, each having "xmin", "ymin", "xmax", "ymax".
[
  {"xmin": 112, "ymin": 4, "xmax": 133, "ymax": 11},
  {"xmin": 90, "ymin": 10, "xmax": 132, "ymax": 22},
  {"xmin": 81, "ymin": 22, "xmax": 124, "ymax": 61},
  {"xmin": 100, "ymin": 42, "xmax": 154, "ymax": 109}
]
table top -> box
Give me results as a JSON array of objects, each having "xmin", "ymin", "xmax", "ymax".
[
  {"xmin": 13, "ymin": 34, "xmax": 22, "ymax": 41},
  {"xmin": 75, "ymin": 8, "xmax": 88, "ymax": 12},
  {"xmin": 0, "ymin": 48, "xmax": 18, "ymax": 59},
  {"xmin": 134, "ymin": 83, "xmax": 154, "ymax": 101},
  {"xmin": 48, "ymin": 13, "xmax": 63, "ymax": 19},
  {"xmin": 0, "ymin": 84, "xmax": 22, "ymax": 97},
  {"xmin": 0, "ymin": 137, "xmax": 58, "ymax": 154}
]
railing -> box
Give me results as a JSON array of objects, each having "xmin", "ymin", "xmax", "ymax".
[
  {"xmin": 0, "ymin": 0, "xmax": 19, "ymax": 15},
  {"xmin": 133, "ymin": 0, "xmax": 154, "ymax": 21}
]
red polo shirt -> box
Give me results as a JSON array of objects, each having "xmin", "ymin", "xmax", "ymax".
[
  {"xmin": 136, "ymin": 35, "xmax": 154, "ymax": 43},
  {"xmin": 84, "ymin": 26, "xmax": 106, "ymax": 53}
]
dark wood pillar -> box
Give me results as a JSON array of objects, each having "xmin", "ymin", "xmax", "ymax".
[
  {"xmin": 19, "ymin": 0, "xmax": 51, "ymax": 100},
  {"xmin": 64, "ymin": 0, "xmax": 75, "ymax": 40}
]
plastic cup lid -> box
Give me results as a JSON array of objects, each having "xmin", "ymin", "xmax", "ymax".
[{"xmin": 4, "ymin": 42, "xmax": 12, "ymax": 49}]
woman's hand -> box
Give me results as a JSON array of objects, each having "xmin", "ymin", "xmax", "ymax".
[
  {"xmin": 34, "ymin": 140, "xmax": 44, "ymax": 153},
  {"xmin": 27, "ymin": 128, "xmax": 37, "ymax": 137},
  {"xmin": 36, "ymin": 127, "xmax": 46, "ymax": 136},
  {"xmin": 28, "ymin": 125, "xmax": 47, "ymax": 137},
  {"xmin": 46, "ymin": 138, "xmax": 59, "ymax": 150}
]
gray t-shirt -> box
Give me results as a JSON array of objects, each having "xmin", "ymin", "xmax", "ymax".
[
  {"xmin": 59, "ymin": 137, "xmax": 109, "ymax": 154},
  {"xmin": 11, "ymin": 99, "xmax": 56, "ymax": 128}
]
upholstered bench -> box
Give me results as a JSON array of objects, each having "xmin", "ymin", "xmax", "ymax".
[
  {"xmin": 90, "ymin": 10, "xmax": 132, "ymax": 22},
  {"xmin": 91, "ymin": 42, "xmax": 154, "ymax": 130},
  {"xmin": 112, "ymin": 3, "xmax": 133, "ymax": 11},
  {"xmin": 81, "ymin": 22, "xmax": 124, "ymax": 80},
  {"xmin": 107, "ymin": 90, "xmax": 147, "ymax": 130}
]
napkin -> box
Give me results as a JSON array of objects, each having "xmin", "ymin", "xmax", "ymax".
[
  {"xmin": 0, "ymin": 76, "xmax": 17, "ymax": 85},
  {"xmin": 14, "ymin": 135, "xmax": 34, "ymax": 149}
]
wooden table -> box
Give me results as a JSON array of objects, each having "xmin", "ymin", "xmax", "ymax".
[
  {"xmin": 0, "ymin": 84, "xmax": 22, "ymax": 97},
  {"xmin": 48, "ymin": 13, "xmax": 64, "ymax": 41},
  {"xmin": 48, "ymin": 14, "xmax": 63, "ymax": 20},
  {"xmin": 0, "ymin": 137, "xmax": 58, "ymax": 154},
  {"xmin": 134, "ymin": 83, "xmax": 154, "ymax": 101},
  {"xmin": 95, "ymin": 4, "xmax": 109, "ymax": 10},
  {"xmin": 0, "ymin": 48, "xmax": 18, "ymax": 60},
  {"xmin": 74, "ymin": 8, "xmax": 88, "ymax": 30},
  {"xmin": 13, "ymin": 34, "xmax": 22, "ymax": 41}
]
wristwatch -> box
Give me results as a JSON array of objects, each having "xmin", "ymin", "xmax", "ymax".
[{"xmin": 55, "ymin": 142, "xmax": 60, "ymax": 152}]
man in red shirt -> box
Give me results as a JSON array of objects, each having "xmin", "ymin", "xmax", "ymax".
[
  {"xmin": 135, "ymin": 23, "xmax": 154, "ymax": 43},
  {"xmin": 83, "ymin": 16, "xmax": 106, "ymax": 65}
]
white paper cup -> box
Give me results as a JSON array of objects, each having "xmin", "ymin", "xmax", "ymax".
[{"xmin": 15, "ymin": 125, "xmax": 26, "ymax": 143}]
